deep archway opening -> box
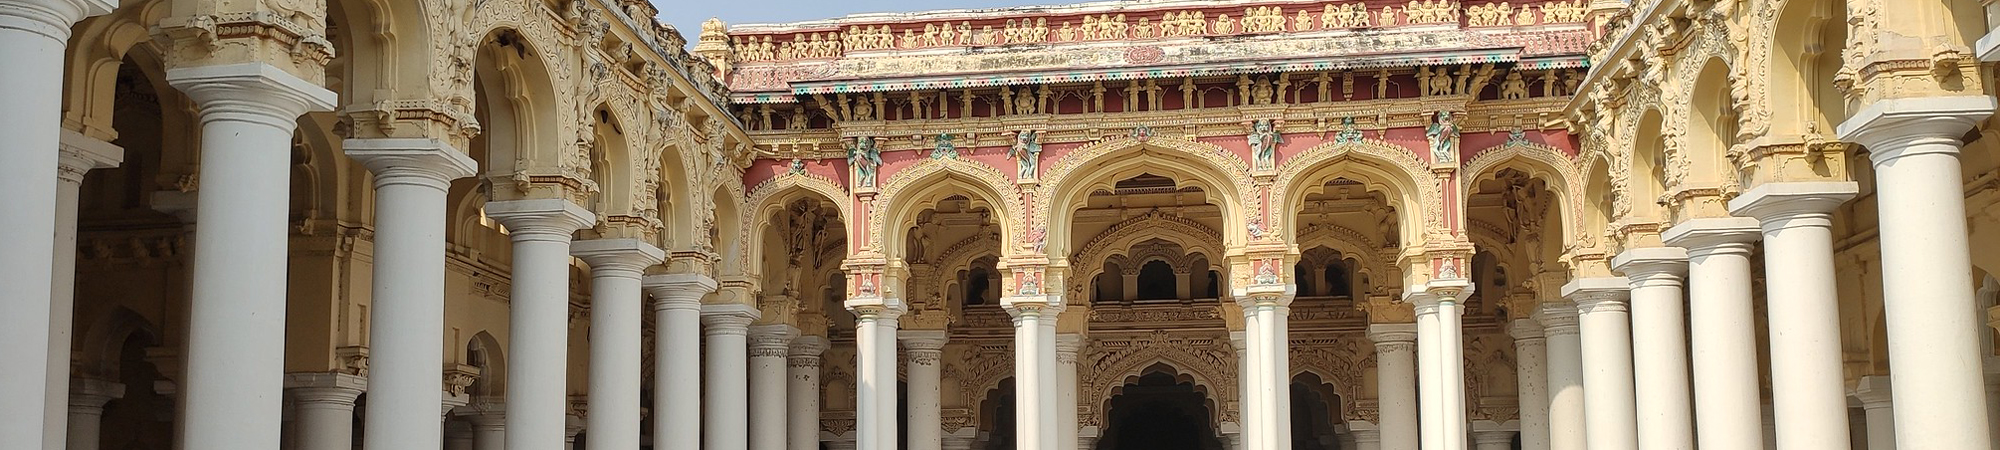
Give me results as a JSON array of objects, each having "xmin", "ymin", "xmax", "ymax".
[
  {"xmin": 1290, "ymin": 373, "xmax": 1347, "ymax": 450},
  {"xmin": 979, "ymin": 378, "xmax": 1017, "ymax": 450},
  {"xmin": 1099, "ymin": 368, "xmax": 1222, "ymax": 450}
]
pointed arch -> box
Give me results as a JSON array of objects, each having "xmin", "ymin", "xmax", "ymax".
[
  {"xmin": 76, "ymin": 306, "xmax": 161, "ymax": 380},
  {"xmin": 1274, "ymin": 139, "xmax": 1431, "ymax": 247},
  {"xmin": 876, "ymin": 158, "xmax": 1018, "ymax": 262},
  {"xmin": 1085, "ymin": 339, "xmax": 1236, "ymax": 427},
  {"xmin": 1460, "ymin": 141, "xmax": 1583, "ymax": 246}
]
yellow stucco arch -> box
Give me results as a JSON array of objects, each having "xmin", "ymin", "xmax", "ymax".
[
  {"xmin": 1273, "ymin": 139, "xmax": 1430, "ymax": 248},
  {"xmin": 1038, "ymin": 137, "xmax": 1252, "ymax": 260},
  {"xmin": 877, "ymin": 158, "xmax": 1019, "ymax": 263}
]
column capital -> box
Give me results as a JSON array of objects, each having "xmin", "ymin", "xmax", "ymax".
[
  {"xmin": 644, "ymin": 273, "xmax": 719, "ymax": 311},
  {"xmin": 701, "ymin": 304, "xmax": 761, "ymax": 333},
  {"xmin": 899, "ymin": 329, "xmax": 950, "ymax": 350},
  {"xmin": 284, "ymin": 372, "xmax": 368, "ymax": 406},
  {"xmin": 1508, "ymin": 318, "xmax": 1545, "ymax": 341},
  {"xmin": 483, "ymin": 199, "xmax": 593, "ymax": 240},
  {"xmin": 166, "ymin": 63, "xmax": 336, "ymax": 128},
  {"xmin": 1662, "ymin": 217, "xmax": 1762, "ymax": 257},
  {"xmin": 0, "ymin": 0, "xmax": 117, "ymax": 40},
  {"xmin": 68, "ymin": 378, "xmax": 125, "ymax": 409},
  {"xmin": 1054, "ymin": 332, "xmax": 1085, "ymax": 354},
  {"xmin": 749, "ymin": 324, "xmax": 798, "ymax": 358},
  {"xmin": 1366, "ymin": 323, "xmax": 1419, "ymax": 346},
  {"xmin": 1728, "ymin": 181, "xmax": 1859, "ymax": 229},
  {"xmin": 1000, "ymin": 296, "xmax": 1059, "ymax": 319},
  {"xmin": 1850, "ymin": 375, "xmax": 1893, "ymax": 409},
  {"xmin": 1612, "ymin": 247, "xmax": 1688, "ymax": 287},
  {"xmin": 454, "ymin": 400, "xmax": 507, "ymax": 427},
  {"xmin": 1471, "ymin": 430, "xmax": 1517, "ymax": 445},
  {"xmin": 846, "ymin": 297, "xmax": 908, "ymax": 321},
  {"xmin": 1536, "ymin": 302, "xmax": 1581, "ymax": 336},
  {"xmin": 790, "ymin": 335, "xmax": 831, "ymax": 357},
  {"xmin": 1561, "ymin": 277, "xmax": 1630, "ymax": 314},
  {"xmin": 1837, "ymin": 96, "xmax": 1996, "ymax": 165},
  {"xmin": 572, "ymin": 238, "xmax": 666, "ymax": 277},
  {"xmin": 343, "ymin": 138, "xmax": 478, "ymax": 189},
  {"xmin": 57, "ymin": 128, "xmax": 122, "ymax": 184}
]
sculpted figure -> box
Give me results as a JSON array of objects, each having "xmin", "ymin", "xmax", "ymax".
[
  {"xmin": 1008, "ymin": 130, "xmax": 1042, "ymax": 179},
  {"xmin": 1213, "ymin": 13, "xmax": 1235, "ymax": 34},
  {"xmin": 1248, "ymin": 119, "xmax": 1284, "ymax": 171},
  {"xmin": 847, "ymin": 136, "xmax": 882, "ymax": 188},
  {"xmin": 1426, "ymin": 111, "xmax": 1460, "ymax": 164},
  {"xmin": 1500, "ymin": 70, "xmax": 1529, "ymax": 100}
]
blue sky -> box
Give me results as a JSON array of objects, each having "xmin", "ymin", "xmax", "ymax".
[{"xmin": 655, "ymin": 0, "xmax": 1060, "ymax": 45}]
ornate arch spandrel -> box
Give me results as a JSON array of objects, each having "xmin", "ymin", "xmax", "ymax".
[
  {"xmin": 1287, "ymin": 335, "xmax": 1371, "ymax": 422},
  {"xmin": 874, "ymin": 157, "xmax": 1019, "ymax": 261},
  {"xmin": 1081, "ymin": 331, "xmax": 1239, "ymax": 427},
  {"xmin": 1069, "ymin": 211, "xmax": 1228, "ymax": 297},
  {"xmin": 1036, "ymin": 136, "xmax": 1253, "ymax": 257},
  {"xmin": 1272, "ymin": 139, "xmax": 1432, "ymax": 246}
]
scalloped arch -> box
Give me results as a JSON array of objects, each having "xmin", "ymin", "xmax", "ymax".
[
  {"xmin": 876, "ymin": 158, "xmax": 1020, "ymax": 260},
  {"xmin": 1070, "ymin": 212, "xmax": 1227, "ymax": 296},
  {"xmin": 1084, "ymin": 340, "xmax": 1237, "ymax": 427}
]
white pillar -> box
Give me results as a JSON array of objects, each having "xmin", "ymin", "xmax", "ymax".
[
  {"xmin": 1471, "ymin": 430, "xmax": 1514, "ymax": 450},
  {"xmin": 1611, "ymin": 248, "xmax": 1693, "ymax": 450},
  {"xmin": 1730, "ymin": 181, "xmax": 1860, "ymax": 450},
  {"xmin": 790, "ymin": 336, "xmax": 831, "ymax": 450},
  {"xmin": 643, "ymin": 274, "xmax": 717, "ymax": 450},
  {"xmin": 461, "ymin": 402, "xmax": 507, "ymax": 450},
  {"xmin": 704, "ymin": 305, "xmax": 760, "ymax": 450},
  {"xmin": 1537, "ymin": 303, "xmax": 1584, "ymax": 450},
  {"xmin": 1267, "ymin": 298, "xmax": 1294, "ymax": 450},
  {"xmin": 1058, "ymin": 333, "xmax": 1084, "ymax": 450},
  {"xmin": 1351, "ymin": 425, "xmax": 1383, "ymax": 450},
  {"xmin": 1664, "ymin": 218, "xmax": 1768, "ymax": 450},
  {"xmin": 1414, "ymin": 296, "xmax": 1443, "ymax": 450},
  {"xmin": 1038, "ymin": 311, "xmax": 1060, "ymax": 450},
  {"xmin": 285, "ymin": 373, "xmax": 366, "ymax": 450},
  {"xmin": 1508, "ymin": 319, "xmax": 1550, "ymax": 450},
  {"xmin": 1238, "ymin": 315, "xmax": 1263, "ymax": 450},
  {"xmin": 904, "ymin": 330, "xmax": 949, "ymax": 450},
  {"xmin": 483, "ymin": 199, "xmax": 593, "ymax": 450},
  {"xmin": 45, "ymin": 132, "xmax": 121, "ymax": 450},
  {"xmin": 574, "ymin": 239, "xmax": 666, "ymax": 450},
  {"xmin": 347, "ymin": 138, "xmax": 478, "ymax": 450},
  {"xmin": 1851, "ymin": 376, "xmax": 1894, "ymax": 450},
  {"xmin": 751, "ymin": 325, "xmax": 799, "ymax": 450},
  {"xmin": 1563, "ymin": 278, "xmax": 1636, "ymax": 450},
  {"xmin": 1230, "ymin": 330, "xmax": 1251, "ymax": 450},
  {"xmin": 1368, "ymin": 324, "xmax": 1420, "ymax": 450},
  {"xmin": 168, "ymin": 62, "xmax": 336, "ymax": 450},
  {"xmin": 848, "ymin": 299, "xmax": 904, "ymax": 450},
  {"xmin": 66, "ymin": 379, "xmax": 123, "ymax": 450},
  {"xmin": 0, "ymin": 2, "xmax": 115, "ymax": 446},
  {"xmin": 1840, "ymin": 96, "xmax": 1998, "ymax": 450},
  {"xmin": 1003, "ymin": 298, "xmax": 1053, "ymax": 450}
]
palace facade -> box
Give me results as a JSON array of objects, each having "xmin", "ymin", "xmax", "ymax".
[{"xmin": 2, "ymin": 0, "xmax": 1997, "ymax": 450}]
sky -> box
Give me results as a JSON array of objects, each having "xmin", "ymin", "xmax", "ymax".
[{"xmin": 654, "ymin": 0, "xmax": 1061, "ymax": 45}]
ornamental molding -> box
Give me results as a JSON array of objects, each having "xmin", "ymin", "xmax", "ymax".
[
  {"xmin": 1080, "ymin": 330, "xmax": 1239, "ymax": 427},
  {"xmin": 874, "ymin": 157, "xmax": 1022, "ymax": 259},
  {"xmin": 1036, "ymin": 137, "xmax": 1255, "ymax": 255},
  {"xmin": 1459, "ymin": 140, "xmax": 1586, "ymax": 246}
]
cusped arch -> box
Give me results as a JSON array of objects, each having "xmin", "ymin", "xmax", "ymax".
[
  {"xmin": 1274, "ymin": 139, "xmax": 1431, "ymax": 245},
  {"xmin": 876, "ymin": 158, "xmax": 1019, "ymax": 261},
  {"xmin": 1459, "ymin": 141, "xmax": 1584, "ymax": 245},
  {"xmin": 1071, "ymin": 212, "xmax": 1227, "ymax": 295},
  {"xmin": 742, "ymin": 176, "xmax": 854, "ymax": 271},
  {"xmin": 1086, "ymin": 346, "xmax": 1236, "ymax": 426},
  {"xmin": 1294, "ymin": 223, "xmax": 1392, "ymax": 278},
  {"xmin": 1038, "ymin": 137, "xmax": 1252, "ymax": 256}
]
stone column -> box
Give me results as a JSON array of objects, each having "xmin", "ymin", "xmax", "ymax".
[
  {"xmin": 903, "ymin": 331, "xmax": 949, "ymax": 450},
  {"xmin": 285, "ymin": 373, "xmax": 366, "ymax": 450},
  {"xmin": 1350, "ymin": 425, "xmax": 1383, "ymax": 450},
  {"xmin": 347, "ymin": 138, "xmax": 478, "ymax": 450},
  {"xmin": 1664, "ymin": 218, "xmax": 1768, "ymax": 450},
  {"xmin": 66, "ymin": 379, "xmax": 123, "ymax": 450},
  {"xmin": 1564, "ymin": 278, "xmax": 1637, "ymax": 450},
  {"xmin": 1239, "ymin": 315, "xmax": 1264, "ymax": 450},
  {"xmin": 1851, "ymin": 376, "xmax": 1894, "ymax": 450},
  {"xmin": 484, "ymin": 199, "xmax": 593, "ymax": 450},
  {"xmin": 1840, "ymin": 96, "xmax": 1998, "ymax": 450},
  {"xmin": 643, "ymin": 274, "xmax": 718, "ymax": 450},
  {"xmin": 1414, "ymin": 297, "xmax": 1442, "ymax": 450},
  {"xmin": 1538, "ymin": 303, "xmax": 1585, "ymax": 450},
  {"xmin": 1731, "ymin": 181, "xmax": 1861, "ymax": 450},
  {"xmin": 45, "ymin": 132, "xmax": 121, "ymax": 450},
  {"xmin": 461, "ymin": 402, "xmax": 507, "ymax": 450},
  {"xmin": 0, "ymin": 2, "xmax": 115, "ymax": 445},
  {"xmin": 790, "ymin": 337, "xmax": 831, "ymax": 450},
  {"xmin": 750, "ymin": 325, "xmax": 798, "ymax": 450},
  {"xmin": 1003, "ymin": 300, "xmax": 1054, "ymax": 450},
  {"xmin": 1232, "ymin": 330, "xmax": 1255, "ymax": 450},
  {"xmin": 574, "ymin": 239, "xmax": 666, "ymax": 450},
  {"xmin": 1367, "ymin": 324, "xmax": 1420, "ymax": 450},
  {"xmin": 1470, "ymin": 430, "xmax": 1515, "ymax": 450},
  {"xmin": 1413, "ymin": 279, "xmax": 1471, "ymax": 450},
  {"xmin": 1508, "ymin": 319, "xmax": 1550, "ymax": 450},
  {"xmin": 1057, "ymin": 333, "xmax": 1084, "ymax": 450},
  {"xmin": 167, "ymin": 62, "xmax": 335, "ymax": 450},
  {"xmin": 703, "ymin": 304, "xmax": 761, "ymax": 450},
  {"xmin": 849, "ymin": 300, "xmax": 904, "ymax": 450},
  {"xmin": 1611, "ymin": 248, "xmax": 1693, "ymax": 450}
]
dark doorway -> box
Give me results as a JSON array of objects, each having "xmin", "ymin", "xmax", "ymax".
[
  {"xmin": 1291, "ymin": 373, "xmax": 1345, "ymax": 450},
  {"xmin": 1098, "ymin": 366, "xmax": 1222, "ymax": 450},
  {"xmin": 980, "ymin": 378, "xmax": 1016, "ymax": 450}
]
